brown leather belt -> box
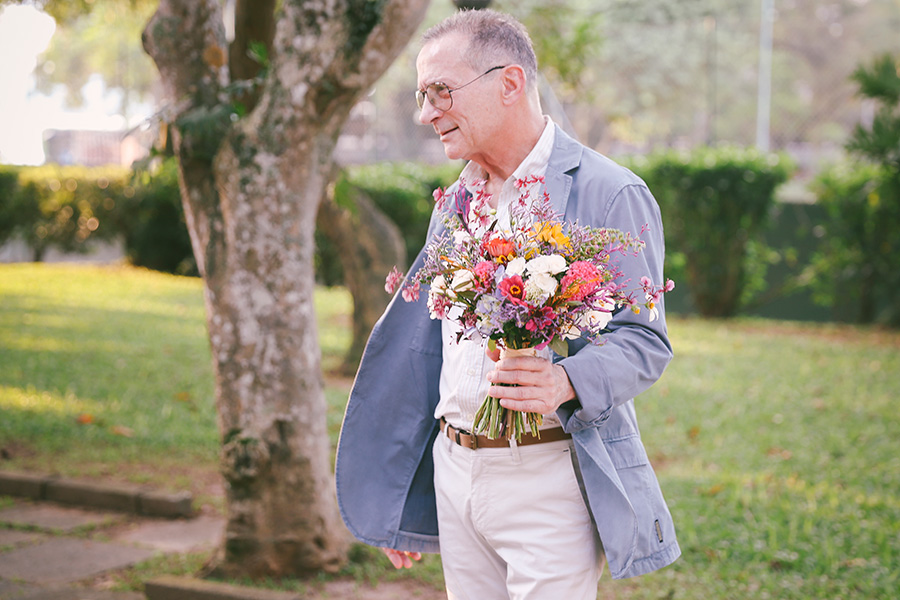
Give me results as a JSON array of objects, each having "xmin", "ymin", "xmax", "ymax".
[{"xmin": 440, "ymin": 417, "xmax": 571, "ymax": 450}]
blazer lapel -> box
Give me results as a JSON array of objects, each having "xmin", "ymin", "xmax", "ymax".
[{"xmin": 543, "ymin": 125, "xmax": 584, "ymax": 219}]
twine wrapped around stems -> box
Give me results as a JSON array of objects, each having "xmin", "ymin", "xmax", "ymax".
[{"xmin": 472, "ymin": 346, "xmax": 544, "ymax": 441}]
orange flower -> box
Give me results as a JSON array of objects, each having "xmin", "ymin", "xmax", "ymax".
[{"xmin": 486, "ymin": 237, "xmax": 516, "ymax": 264}]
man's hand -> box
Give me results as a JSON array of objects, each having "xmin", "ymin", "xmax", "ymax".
[
  {"xmin": 381, "ymin": 547, "xmax": 422, "ymax": 569},
  {"xmin": 485, "ymin": 347, "xmax": 576, "ymax": 415}
]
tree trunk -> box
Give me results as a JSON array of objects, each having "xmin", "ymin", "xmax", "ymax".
[
  {"xmin": 317, "ymin": 179, "xmax": 407, "ymax": 374},
  {"xmin": 143, "ymin": 0, "xmax": 430, "ymax": 578}
]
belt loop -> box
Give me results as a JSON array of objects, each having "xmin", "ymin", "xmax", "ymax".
[{"xmin": 509, "ymin": 438, "xmax": 521, "ymax": 464}]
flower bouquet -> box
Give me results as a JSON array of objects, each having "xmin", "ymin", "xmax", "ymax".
[{"xmin": 385, "ymin": 175, "xmax": 674, "ymax": 441}]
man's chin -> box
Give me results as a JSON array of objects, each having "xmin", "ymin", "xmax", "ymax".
[{"xmin": 441, "ymin": 143, "xmax": 465, "ymax": 161}]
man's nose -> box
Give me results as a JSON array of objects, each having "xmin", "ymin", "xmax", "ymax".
[{"xmin": 418, "ymin": 99, "xmax": 441, "ymax": 125}]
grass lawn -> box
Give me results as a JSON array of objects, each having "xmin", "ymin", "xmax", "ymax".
[{"xmin": 1, "ymin": 263, "xmax": 898, "ymax": 598}]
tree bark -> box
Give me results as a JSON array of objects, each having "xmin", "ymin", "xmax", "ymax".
[
  {"xmin": 143, "ymin": 0, "xmax": 430, "ymax": 578},
  {"xmin": 317, "ymin": 179, "xmax": 407, "ymax": 374}
]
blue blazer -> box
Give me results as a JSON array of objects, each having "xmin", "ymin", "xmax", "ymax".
[{"xmin": 335, "ymin": 126, "xmax": 681, "ymax": 579}]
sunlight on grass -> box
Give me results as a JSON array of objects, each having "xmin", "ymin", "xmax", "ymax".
[{"xmin": 0, "ymin": 384, "xmax": 95, "ymax": 416}]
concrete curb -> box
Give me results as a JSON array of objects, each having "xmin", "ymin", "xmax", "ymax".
[
  {"xmin": 145, "ymin": 576, "xmax": 301, "ymax": 600},
  {"xmin": 0, "ymin": 470, "xmax": 193, "ymax": 519}
]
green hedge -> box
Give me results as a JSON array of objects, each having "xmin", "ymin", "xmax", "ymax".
[
  {"xmin": 4, "ymin": 165, "xmax": 130, "ymax": 261},
  {"xmin": 628, "ymin": 147, "xmax": 794, "ymax": 318},
  {"xmin": 0, "ymin": 161, "xmax": 193, "ymax": 273},
  {"xmin": 124, "ymin": 160, "xmax": 196, "ymax": 275},
  {"xmin": 810, "ymin": 161, "xmax": 900, "ymax": 324}
]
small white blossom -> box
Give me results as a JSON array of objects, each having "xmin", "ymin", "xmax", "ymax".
[{"xmin": 645, "ymin": 293, "xmax": 660, "ymax": 322}]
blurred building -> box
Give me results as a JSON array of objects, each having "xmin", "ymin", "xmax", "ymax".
[{"xmin": 42, "ymin": 128, "xmax": 150, "ymax": 167}]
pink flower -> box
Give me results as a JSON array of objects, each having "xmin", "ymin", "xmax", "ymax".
[
  {"xmin": 401, "ymin": 281, "xmax": 420, "ymax": 302},
  {"xmin": 473, "ymin": 260, "xmax": 496, "ymax": 285},
  {"xmin": 385, "ymin": 266, "xmax": 404, "ymax": 294},
  {"xmin": 560, "ymin": 261, "xmax": 601, "ymax": 301},
  {"xmin": 525, "ymin": 306, "xmax": 555, "ymax": 333},
  {"xmin": 427, "ymin": 292, "xmax": 452, "ymax": 319},
  {"xmin": 498, "ymin": 275, "xmax": 527, "ymax": 306},
  {"xmin": 433, "ymin": 187, "xmax": 447, "ymax": 210}
]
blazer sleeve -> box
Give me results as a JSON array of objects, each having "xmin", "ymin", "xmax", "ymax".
[{"xmin": 556, "ymin": 180, "xmax": 673, "ymax": 433}]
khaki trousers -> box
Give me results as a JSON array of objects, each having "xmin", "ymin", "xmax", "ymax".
[{"xmin": 433, "ymin": 432, "xmax": 604, "ymax": 600}]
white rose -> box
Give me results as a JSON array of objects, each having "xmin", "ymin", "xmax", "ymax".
[
  {"xmin": 450, "ymin": 269, "xmax": 477, "ymax": 294},
  {"xmin": 579, "ymin": 306, "xmax": 614, "ymax": 331},
  {"xmin": 431, "ymin": 274, "xmax": 448, "ymax": 295},
  {"xmin": 526, "ymin": 254, "xmax": 567, "ymax": 276},
  {"xmin": 527, "ymin": 272, "xmax": 558, "ymax": 297},
  {"xmin": 505, "ymin": 257, "xmax": 527, "ymax": 276},
  {"xmin": 452, "ymin": 230, "xmax": 472, "ymax": 246}
]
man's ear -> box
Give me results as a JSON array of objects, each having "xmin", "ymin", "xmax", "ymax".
[{"xmin": 499, "ymin": 65, "xmax": 528, "ymax": 105}]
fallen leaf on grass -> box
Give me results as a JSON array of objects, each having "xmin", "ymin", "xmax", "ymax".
[
  {"xmin": 110, "ymin": 425, "xmax": 134, "ymax": 438},
  {"xmin": 687, "ymin": 425, "xmax": 701, "ymax": 442},
  {"xmin": 76, "ymin": 413, "xmax": 95, "ymax": 425},
  {"xmin": 701, "ymin": 483, "xmax": 724, "ymax": 497},
  {"xmin": 766, "ymin": 447, "xmax": 793, "ymax": 460}
]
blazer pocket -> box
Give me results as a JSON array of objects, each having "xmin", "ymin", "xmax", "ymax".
[{"xmin": 604, "ymin": 435, "xmax": 650, "ymax": 470}]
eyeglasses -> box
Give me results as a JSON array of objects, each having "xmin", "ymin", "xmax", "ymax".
[{"xmin": 415, "ymin": 65, "xmax": 507, "ymax": 112}]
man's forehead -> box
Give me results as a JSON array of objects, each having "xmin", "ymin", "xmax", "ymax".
[{"xmin": 416, "ymin": 35, "xmax": 471, "ymax": 82}]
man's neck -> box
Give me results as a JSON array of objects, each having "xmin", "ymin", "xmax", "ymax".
[{"xmin": 479, "ymin": 113, "xmax": 547, "ymax": 204}]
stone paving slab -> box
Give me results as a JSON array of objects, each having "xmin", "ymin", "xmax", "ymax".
[
  {"xmin": 0, "ymin": 527, "xmax": 47, "ymax": 548},
  {"xmin": 0, "ymin": 581, "xmax": 145, "ymax": 600},
  {"xmin": 0, "ymin": 503, "xmax": 124, "ymax": 532},
  {"xmin": 112, "ymin": 515, "xmax": 225, "ymax": 553},
  {"xmin": 0, "ymin": 537, "xmax": 156, "ymax": 584},
  {"xmin": 145, "ymin": 576, "xmax": 301, "ymax": 600}
]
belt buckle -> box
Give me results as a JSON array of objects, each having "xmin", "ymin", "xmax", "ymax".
[{"xmin": 451, "ymin": 424, "xmax": 478, "ymax": 450}]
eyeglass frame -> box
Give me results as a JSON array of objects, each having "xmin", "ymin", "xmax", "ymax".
[{"xmin": 415, "ymin": 65, "xmax": 508, "ymax": 112}]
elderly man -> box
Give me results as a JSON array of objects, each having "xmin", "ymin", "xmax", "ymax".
[{"xmin": 336, "ymin": 9, "xmax": 680, "ymax": 599}]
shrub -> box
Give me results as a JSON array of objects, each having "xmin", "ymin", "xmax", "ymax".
[
  {"xmin": 811, "ymin": 162, "xmax": 899, "ymax": 324},
  {"xmin": 124, "ymin": 159, "xmax": 196, "ymax": 276},
  {"xmin": 0, "ymin": 166, "xmax": 24, "ymax": 246},
  {"xmin": 631, "ymin": 147, "xmax": 794, "ymax": 317},
  {"xmin": 12, "ymin": 165, "xmax": 130, "ymax": 261}
]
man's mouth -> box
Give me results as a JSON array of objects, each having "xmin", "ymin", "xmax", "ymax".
[{"xmin": 438, "ymin": 126, "xmax": 459, "ymax": 139}]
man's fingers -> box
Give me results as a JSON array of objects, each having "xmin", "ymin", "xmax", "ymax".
[{"xmin": 381, "ymin": 548, "xmax": 421, "ymax": 569}]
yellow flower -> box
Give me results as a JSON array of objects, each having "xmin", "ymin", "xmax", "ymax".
[{"xmin": 532, "ymin": 221, "xmax": 571, "ymax": 251}]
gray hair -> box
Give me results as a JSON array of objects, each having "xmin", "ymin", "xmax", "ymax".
[{"xmin": 422, "ymin": 9, "xmax": 538, "ymax": 91}]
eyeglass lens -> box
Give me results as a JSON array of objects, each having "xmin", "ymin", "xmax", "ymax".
[{"xmin": 416, "ymin": 83, "xmax": 452, "ymax": 111}]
